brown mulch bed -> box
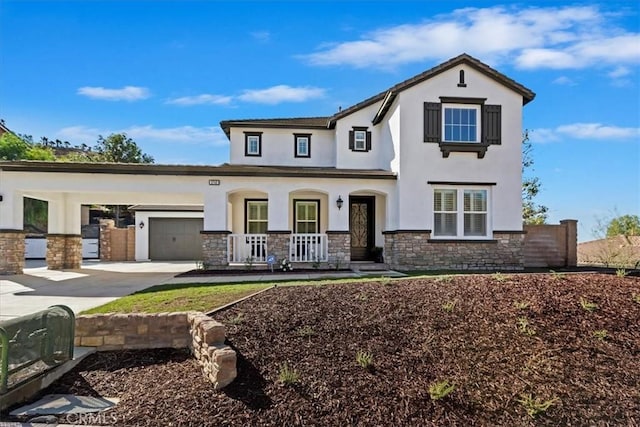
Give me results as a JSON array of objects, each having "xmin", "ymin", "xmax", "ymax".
[{"xmin": 11, "ymin": 273, "xmax": 640, "ymax": 426}]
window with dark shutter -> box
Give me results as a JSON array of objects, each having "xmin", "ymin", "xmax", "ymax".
[
  {"xmin": 482, "ymin": 105, "xmax": 501, "ymax": 145},
  {"xmin": 349, "ymin": 127, "xmax": 371, "ymax": 152},
  {"xmin": 424, "ymin": 102, "xmax": 442, "ymax": 142}
]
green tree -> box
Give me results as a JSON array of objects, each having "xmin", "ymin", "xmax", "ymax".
[
  {"xmin": 0, "ymin": 132, "xmax": 55, "ymax": 160},
  {"xmin": 606, "ymin": 214, "xmax": 640, "ymax": 237},
  {"xmin": 93, "ymin": 133, "xmax": 154, "ymax": 163},
  {"xmin": 522, "ymin": 130, "xmax": 548, "ymax": 224}
]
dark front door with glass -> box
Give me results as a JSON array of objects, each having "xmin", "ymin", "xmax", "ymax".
[{"xmin": 349, "ymin": 196, "xmax": 375, "ymax": 261}]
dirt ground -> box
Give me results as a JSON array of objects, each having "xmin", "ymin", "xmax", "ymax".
[{"xmin": 12, "ymin": 273, "xmax": 640, "ymax": 426}]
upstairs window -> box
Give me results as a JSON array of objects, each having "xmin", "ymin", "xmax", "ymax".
[
  {"xmin": 294, "ymin": 134, "xmax": 311, "ymax": 158},
  {"xmin": 444, "ymin": 106, "xmax": 479, "ymax": 143},
  {"xmin": 244, "ymin": 132, "xmax": 262, "ymax": 157},
  {"xmin": 349, "ymin": 127, "xmax": 372, "ymax": 152}
]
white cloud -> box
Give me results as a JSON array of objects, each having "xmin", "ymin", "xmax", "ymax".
[
  {"xmin": 250, "ymin": 31, "xmax": 271, "ymax": 42},
  {"xmin": 165, "ymin": 94, "xmax": 233, "ymax": 106},
  {"xmin": 77, "ymin": 86, "xmax": 150, "ymax": 101},
  {"xmin": 552, "ymin": 76, "xmax": 577, "ymax": 85},
  {"xmin": 530, "ymin": 123, "xmax": 640, "ymax": 142},
  {"xmin": 301, "ymin": 5, "xmax": 640, "ymax": 71},
  {"xmin": 608, "ymin": 66, "xmax": 631, "ymax": 78},
  {"xmin": 238, "ymin": 85, "xmax": 326, "ymax": 104},
  {"xmin": 57, "ymin": 125, "xmax": 229, "ymax": 147}
]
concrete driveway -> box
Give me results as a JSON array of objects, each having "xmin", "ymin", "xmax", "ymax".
[{"xmin": 0, "ymin": 260, "xmax": 196, "ymax": 320}]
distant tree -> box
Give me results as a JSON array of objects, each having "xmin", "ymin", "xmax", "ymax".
[
  {"xmin": 93, "ymin": 133, "xmax": 154, "ymax": 163},
  {"xmin": 522, "ymin": 130, "xmax": 548, "ymax": 224},
  {"xmin": 0, "ymin": 132, "xmax": 55, "ymax": 160},
  {"xmin": 606, "ymin": 214, "xmax": 640, "ymax": 237}
]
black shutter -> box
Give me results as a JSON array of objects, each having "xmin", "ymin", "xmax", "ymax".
[
  {"xmin": 482, "ymin": 104, "xmax": 501, "ymax": 145},
  {"xmin": 366, "ymin": 131, "xmax": 372, "ymax": 151},
  {"xmin": 424, "ymin": 102, "xmax": 442, "ymax": 142},
  {"xmin": 349, "ymin": 130, "xmax": 354, "ymax": 150}
]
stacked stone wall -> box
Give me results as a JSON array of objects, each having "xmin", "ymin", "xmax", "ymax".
[
  {"xmin": 0, "ymin": 230, "xmax": 25, "ymax": 274},
  {"xmin": 384, "ymin": 230, "xmax": 524, "ymax": 271},
  {"xmin": 327, "ymin": 232, "xmax": 350, "ymax": 268},
  {"xmin": 75, "ymin": 311, "xmax": 236, "ymax": 389},
  {"xmin": 46, "ymin": 234, "xmax": 82, "ymax": 270},
  {"xmin": 201, "ymin": 231, "xmax": 229, "ymax": 268}
]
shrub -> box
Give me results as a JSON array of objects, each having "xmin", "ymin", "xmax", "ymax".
[
  {"xmin": 428, "ymin": 379, "xmax": 455, "ymax": 400},
  {"xmin": 517, "ymin": 394, "xmax": 558, "ymax": 418},
  {"xmin": 493, "ymin": 272, "xmax": 510, "ymax": 282},
  {"xmin": 228, "ymin": 312, "xmax": 245, "ymax": 325},
  {"xmin": 296, "ymin": 325, "xmax": 315, "ymax": 339},
  {"xmin": 593, "ymin": 329, "xmax": 608, "ymax": 340},
  {"xmin": 442, "ymin": 300, "xmax": 457, "ymax": 313},
  {"xmin": 355, "ymin": 350, "xmax": 374, "ymax": 370},
  {"xmin": 514, "ymin": 301, "xmax": 531, "ymax": 310},
  {"xmin": 633, "ymin": 293, "xmax": 640, "ymax": 304},
  {"xmin": 278, "ymin": 363, "xmax": 300, "ymax": 385},
  {"xmin": 517, "ymin": 317, "xmax": 536, "ymax": 336},
  {"xmin": 616, "ymin": 268, "xmax": 628, "ymax": 277},
  {"xmin": 579, "ymin": 297, "xmax": 598, "ymax": 312}
]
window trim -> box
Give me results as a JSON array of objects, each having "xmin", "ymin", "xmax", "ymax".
[
  {"xmin": 442, "ymin": 104, "xmax": 481, "ymax": 144},
  {"xmin": 244, "ymin": 199, "xmax": 268, "ymax": 234},
  {"xmin": 244, "ymin": 132, "xmax": 262, "ymax": 157},
  {"xmin": 294, "ymin": 133, "xmax": 311, "ymax": 158},
  {"xmin": 293, "ymin": 199, "xmax": 320, "ymax": 234},
  {"xmin": 349, "ymin": 126, "xmax": 372, "ymax": 152},
  {"xmin": 431, "ymin": 185, "xmax": 492, "ymax": 240}
]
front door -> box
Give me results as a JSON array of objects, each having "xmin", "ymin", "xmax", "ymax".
[{"xmin": 350, "ymin": 196, "xmax": 375, "ymax": 261}]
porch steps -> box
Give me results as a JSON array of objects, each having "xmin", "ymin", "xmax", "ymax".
[{"xmin": 349, "ymin": 262, "xmax": 391, "ymax": 272}]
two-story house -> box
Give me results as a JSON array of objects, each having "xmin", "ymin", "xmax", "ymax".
[
  {"xmin": 0, "ymin": 53, "xmax": 535, "ymax": 274},
  {"xmin": 211, "ymin": 53, "xmax": 534, "ymax": 270}
]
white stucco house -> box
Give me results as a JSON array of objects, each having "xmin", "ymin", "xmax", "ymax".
[{"xmin": 0, "ymin": 53, "xmax": 536, "ymax": 274}]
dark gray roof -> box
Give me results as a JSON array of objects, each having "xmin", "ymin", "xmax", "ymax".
[
  {"xmin": 0, "ymin": 160, "xmax": 397, "ymax": 180},
  {"xmin": 220, "ymin": 53, "xmax": 536, "ymax": 136},
  {"xmin": 219, "ymin": 117, "xmax": 331, "ymax": 138}
]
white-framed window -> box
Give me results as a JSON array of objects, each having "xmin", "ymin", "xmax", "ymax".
[
  {"xmin": 354, "ymin": 130, "xmax": 367, "ymax": 151},
  {"xmin": 294, "ymin": 134, "xmax": 311, "ymax": 158},
  {"xmin": 294, "ymin": 200, "xmax": 319, "ymax": 233},
  {"xmin": 246, "ymin": 200, "xmax": 268, "ymax": 234},
  {"xmin": 443, "ymin": 104, "xmax": 480, "ymax": 143},
  {"xmin": 433, "ymin": 188, "xmax": 490, "ymax": 238},
  {"xmin": 244, "ymin": 132, "xmax": 262, "ymax": 156}
]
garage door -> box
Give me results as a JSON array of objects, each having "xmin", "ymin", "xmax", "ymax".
[{"xmin": 149, "ymin": 218, "xmax": 203, "ymax": 260}]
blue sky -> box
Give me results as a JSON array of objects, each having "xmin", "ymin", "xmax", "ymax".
[{"xmin": 1, "ymin": 1, "xmax": 638, "ymax": 241}]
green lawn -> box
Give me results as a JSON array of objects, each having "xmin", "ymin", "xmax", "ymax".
[
  {"xmin": 80, "ymin": 275, "xmax": 399, "ymax": 314},
  {"xmin": 81, "ymin": 282, "xmax": 273, "ymax": 314}
]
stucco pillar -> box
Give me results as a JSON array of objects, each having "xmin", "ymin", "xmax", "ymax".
[
  {"xmin": 267, "ymin": 189, "xmax": 289, "ymax": 232},
  {"xmin": 561, "ymin": 219, "xmax": 578, "ymax": 267},
  {"xmin": 46, "ymin": 196, "xmax": 82, "ymax": 270},
  {"xmin": 203, "ymin": 191, "xmax": 228, "ymax": 231},
  {"xmin": 327, "ymin": 192, "xmax": 349, "ymax": 232}
]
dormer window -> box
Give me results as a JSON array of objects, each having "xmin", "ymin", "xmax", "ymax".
[
  {"xmin": 349, "ymin": 126, "xmax": 372, "ymax": 152},
  {"xmin": 294, "ymin": 133, "xmax": 311, "ymax": 158},
  {"xmin": 244, "ymin": 132, "xmax": 262, "ymax": 157}
]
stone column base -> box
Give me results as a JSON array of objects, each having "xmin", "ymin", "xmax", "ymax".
[
  {"xmin": 47, "ymin": 234, "xmax": 82, "ymax": 270},
  {"xmin": 0, "ymin": 230, "xmax": 25, "ymax": 274},
  {"xmin": 201, "ymin": 231, "xmax": 230, "ymax": 268},
  {"xmin": 267, "ymin": 231, "xmax": 292, "ymax": 263},
  {"xmin": 327, "ymin": 231, "xmax": 350, "ymax": 268}
]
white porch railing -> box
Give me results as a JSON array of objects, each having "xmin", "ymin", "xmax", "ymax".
[
  {"xmin": 228, "ymin": 234, "xmax": 268, "ymax": 263},
  {"xmin": 289, "ymin": 234, "xmax": 328, "ymax": 262}
]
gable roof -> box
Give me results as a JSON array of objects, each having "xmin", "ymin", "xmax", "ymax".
[{"xmin": 220, "ymin": 53, "xmax": 535, "ymax": 137}]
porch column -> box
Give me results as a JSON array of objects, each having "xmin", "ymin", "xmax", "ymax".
[
  {"xmin": 46, "ymin": 196, "xmax": 82, "ymax": 270},
  {"xmin": 267, "ymin": 189, "xmax": 289, "ymax": 231},
  {"xmin": 0, "ymin": 192, "xmax": 25, "ymax": 274},
  {"xmin": 201, "ymin": 191, "xmax": 229, "ymax": 268}
]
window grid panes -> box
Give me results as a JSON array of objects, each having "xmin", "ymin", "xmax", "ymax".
[
  {"xmin": 464, "ymin": 190, "xmax": 487, "ymax": 236},
  {"xmin": 444, "ymin": 107, "xmax": 478, "ymax": 142},
  {"xmin": 247, "ymin": 201, "xmax": 268, "ymax": 234},
  {"xmin": 295, "ymin": 201, "xmax": 318, "ymax": 234},
  {"xmin": 296, "ymin": 137, "xmax": 309, "ymax": 156},
  {"xmin": 247, "ymin": 136, "xmax": 260, "ymax": 155},
  {"xmin": 354, "ymin": 131, "xmax": 366, "ymax": 151}
]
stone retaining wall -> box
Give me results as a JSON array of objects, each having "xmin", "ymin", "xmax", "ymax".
[{"xmin": 75, "ymin": 312, "xmax": 236, "ymax": 389}]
